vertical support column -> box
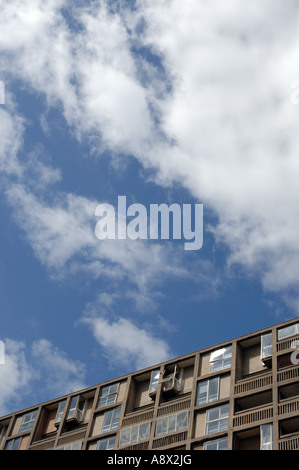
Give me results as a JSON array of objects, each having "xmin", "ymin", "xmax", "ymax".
[
  {"xmin": 271, "ymin": 327, "xmax": 279, "ymax": 450},
  {"xmin": 228, "ymin": 340, "xmax": 237, "ymax": 450},
  {"xmin": 186, "ymin": 353, "xmax": 200, "ymax": 450}
]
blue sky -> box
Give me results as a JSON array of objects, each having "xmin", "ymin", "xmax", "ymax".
[{"xmin": 0, "ymin": 0, "xmax": 299, "ymax": 415}]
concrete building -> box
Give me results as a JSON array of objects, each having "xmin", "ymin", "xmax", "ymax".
[{"xmin": 1, "ymin": 317, "xmax": 299, "ymax": 450}]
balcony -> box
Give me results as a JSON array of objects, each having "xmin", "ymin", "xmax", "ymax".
[
  {"xmin": 278, "ymin": 397, "xmax": 299, "ymax": 416},
  {"xmin": 277, "ymin": 364, "xmax": 299, "ymax": 383},
  {"xmin": 234, "ymin": 372, "xmax": 272, "ymax": 395},
  {"xmin": 279, "ymin": 433, "xmax": 299, "ymax": 450},
  {"xmin": 233, "ymin": 404, "xmax": 273, "ymax": 428}
]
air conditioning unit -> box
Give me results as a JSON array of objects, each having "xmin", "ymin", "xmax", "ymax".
[
  {"xmin": 161, "ymin": 366, "xmax": 182, "ymax": 397},
  {"xmin": 65, "ymin": 396, "xmax": 85, "ymax": 424}
]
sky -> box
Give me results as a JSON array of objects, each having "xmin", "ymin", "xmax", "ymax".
[{"xmin": 1, "ymin": 0, "xmax": 299, "ymax": 416}]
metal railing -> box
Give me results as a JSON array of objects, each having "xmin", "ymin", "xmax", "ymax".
[{"xmin": 234, "ymin": 373, "xmax": 272, "ymax": 394}]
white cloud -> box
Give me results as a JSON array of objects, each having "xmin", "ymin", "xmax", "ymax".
[
  {"xmin": 31, "ymin": 339, "xmax": 86, "ymax": 397},
  {"xmin": 6, "ymin": 180, "xmax": 211, "ymax": 308},
  {"xmin": 1, "ymin": 0, "xmax": 299, "ymax": 311},
  {"xmin": 0, "ymin": 340, "xmax": 33, "ymax": 416},
  {"xmin": 82, "ymin": 313, "xmax": 172, "ymax": 371},
  {"xmin": 0, "ymin": 338, "xmax": 86, "ymax": 416},
  {"xmin": 133, "ymin": 0, "xmax": 299, "ymax": 308},
  {"xmin": 0, "ymin": 105, "xmax": 24, "ymax": 177}
]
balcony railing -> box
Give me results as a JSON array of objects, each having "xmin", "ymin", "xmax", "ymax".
[
  {"xmin": 234, "ymin": 372, "xmax": 272, "ymax": 395},
  {"xmin": 233, "ymin": 405, "xmax": 273, "ymax": 428},
  {"xmin": 152, "ymin": 431, "xmax": 188, "ymax": 449},
  {"xmin": 157, "ymin": 397, "xmax": 191, "ymax": 417},
  {"xmin": 277, "ymin": 335, "xmax": 299, "ymax": 353},
  {"xmin": 122, "ymin": 409, "xmax": 154, "ymax": 427},
  {"xmin": 279, "ymin": 433, "xmax": 299, "ymax": 450},
  {"xmin": 278, "ymin": 397, "xmax": 299, "ymax": 416},
  {"xmin": 277, "ymin": 365, "xmax": 299, "ymax": 383}
]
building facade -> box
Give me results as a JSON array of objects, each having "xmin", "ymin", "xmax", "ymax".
[{"xmin": 1, "ymin": 318, "xmax": 299, "ymax": 451}]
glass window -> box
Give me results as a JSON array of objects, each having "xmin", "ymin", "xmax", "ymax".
[
  {"xmin": 261, "ymin": 333, "xmax": 272, "ymax": 359},
  {"xmin": 260, "ymin": 423, "xmax": 273, "ymax": 450},
  {"xmin": 149, "ymin": 370, "xmax": 160, "ymax": 394},
  {"xmin": 101, "ymin": 406, "xmax": 121, "ymax": 433},
  {"xmin": 206, "ymin": 404, "xmax": 229, "ymax": 435},
  {"xmin": 204, "ymin": 436, "xmax": 228, "ymax": 450},
  {"xmin": 155, "ymin": 411, "xmax": 188, "ymax": 437},
  {"xmin": 19, "ymin": 410, "xmax": 38, "ymax": 434},
  {"xmin": 98, "ymin": 383, "xmax": 119, "ymax": 408},
  {"xmin": 4, "ymin": 437, "xmax": 21, "ymax": 450},
  {"xmin": 156, "ymin": 417, "xmax": 167, "ymax": 436},
  {"xmin": 67, "ymin": 396, "xmax": 79, "ymax": 419},
  {"xmin": 278, "ymin": 323, "xmax": 299, "ymax": 341},
  {"xmin": 55, "ymin": 400, "xmax": 66, "ymax": 425},
  {"xmin": 56, "ymin": 441, "xmax": 82, "ymax": 450},
  {"xmin": 210, "ymin": 346, "xmax": 232, "ymax": 372},
  {"xmin": 119, "ymin": 422, "xmax": 150, "ymax": 447},
  {"xmin": 66, "ymin": 395, "xmax": 85, "ymax": 422},
  {"xmin": 96, "ymin": 436, "xmax": 116, "ymax": 450},
  {"xmin": 196, "ymin": 377, "xmax": 219, "ymax": 405}
]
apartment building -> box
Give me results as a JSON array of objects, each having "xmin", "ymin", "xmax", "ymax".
[{"xmin": 1, "ymin": 317, "xmax": 299, "ymax": 451}]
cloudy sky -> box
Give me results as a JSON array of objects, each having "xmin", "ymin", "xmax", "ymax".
[{"xmin": 1, "ymin": 0, "xmax": 299, "ymax": 416}]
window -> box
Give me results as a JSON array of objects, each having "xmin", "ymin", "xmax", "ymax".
[
  {"xmin": 156, "ymin": 411, "xmax": 188, "ymax": 437},
  {"xmin": 205, "ymin": 404, "xmax": 229, "ymax": 435},
  {"xmin": 54, "ymin": 400, "xmax": 67, "ymax": 425},
  {"xmin": 96, "ymin": 436, "xmax": 116, "ymax": 450},
  {"xmin": 204, "ymin": 436, "xmax": 228, "ymax": 450},
  {"xmin": 98, "ymin": 383, "xmax": 119, "ymax": 408},
  {"xmin": 66, "ymin": 396, "xmax": 85, "ymax": 422},
  {"xmin": 261, "ymin": 333, "xmax": 272, "ymax": 359},
  {"xmin": 149, "ymin": 370, "xmax": 160, "ymax": 394},
  {"xmin": 19, "ymin": 410, "xmax": 38, "ymax": 434},
  {"xmin": 101, "ymin": 406, "xmax": 121, "ymax": 433},
  {"xmin": 278, "ymin": 323, "xmax": 299, "ymax": 341},
  {"xmin": 210, "ymin": 346, "xmax": 232, "ymax": 372},
  {"xmin": 260, "ymin": 423, "xmax": 273, "ymax": 450},
  {"xmin": 4, "ymin": 437, "xmax": 21, "ymax": 450},
  {"xmin": 119, "ymin": 422, "xmax": 150, "ymax": 447},
  {"xmin": 196, "ymin": 377, "xmax": 219, "ymax": 406},
  {"xmin": 56, "ymin": 441, "xmax": 82, "ymax": 450}
]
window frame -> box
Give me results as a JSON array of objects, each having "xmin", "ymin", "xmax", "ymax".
[
  {"xmin": 119, "ymin": 421, "xmax": 150, "ymax": 447},
  {"xmin": 155, "ymin": 411, "xmax": 188, "ymax": 437},
  {"xmin": 4, "ymin": 437, "xmax": 22, "ymax": 450},
  {"xmin": 18, "ymin": 410, "xmax": 38, "ymax": 434},
  {"xmin": 54, "ymin": 399, "xmax": 67, "ymax": 425},
  {"xmin": 101, "ymin": 405, "xmax": 122, "ymax": 434},
  {"xmin": 98, "ymin": 383, "xmax": 119, "ymax": 408},
  {"xmin": 260, "ymin": 423, "xmax": 273, "ymax": 450},
  {"xmin": 149, "ymin": 370, "xmax": 160, "ymax": 394},
  {"xmin": 96, "ymin": 436, "xmax": 116, "ymax": 450},
  {"xmin": 209, "ymin": 346, "xmax": 232, "ymax": 372},
  {"xmin": 261, "ymin": 333, "xmax": 273, "ymax": 359},
  {"xmin": 56, "ymin": 441, "xmax": 82, "ymax": 450},
  {"xmin": 204, "ymin": 436, "xmax": 228, "ymax": 450},
  {"xmin": 66, "ymin": 395, "xmax": 86, "ymax": 422},
  {"xmin": 205, "ymin": 404, "xmax": 229, "ymax": 435},
  {"xmin": 196, "ymin": 377, "xmax": 220, "ymax": 406},
  {"xmin": 277, "ymin": 323, "xmax": 299, "ymax": 341}
]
